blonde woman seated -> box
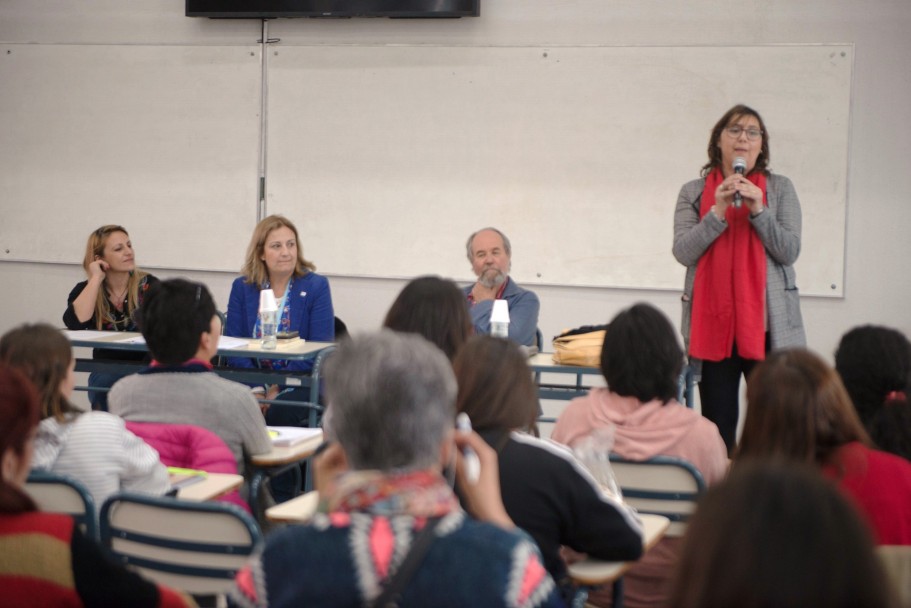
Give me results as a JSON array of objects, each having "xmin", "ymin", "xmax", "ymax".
[
  {"xmin": 552, "ymin": 303, "xmax": 728, "ymax": 608},
  {"xmin": 0, "ymin": 324, "xmax": 169, "ymax": 512},
  {"xmin": 62, "ymin": 225, "xmax": 158, "ymax": 410}
]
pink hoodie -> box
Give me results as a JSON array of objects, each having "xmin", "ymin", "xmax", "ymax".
[{"xmin": 551, "ymin": 388, "xmax": 729, "ymax": 608}]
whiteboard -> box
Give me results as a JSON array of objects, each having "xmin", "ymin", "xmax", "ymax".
[
  {"xmin": 0, "ymin": 44, "xmax": 262, "ymax": 272},
  {"xmin": 266, "ymin": 45, "xmax": 852, "ymax": 296}
]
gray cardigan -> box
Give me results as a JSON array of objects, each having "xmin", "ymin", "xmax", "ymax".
[{"xmin": 672, "ymin": 173, "xmax": 806, "ymax": 372}]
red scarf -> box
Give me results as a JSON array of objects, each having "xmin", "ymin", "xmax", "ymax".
[{"xmin": 689, "ymin": 168, "xmax": 767, "ymax": 362}]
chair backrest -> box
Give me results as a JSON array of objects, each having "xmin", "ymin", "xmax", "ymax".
[
  {"xmin": 125, "ymin": 421, "xmax": 249, "ymax": 513},
  {"xmin": 25, "ymin": 470, "xmax": 98, "ymax": 540},
  {"xmin": 878, "ymin": 545, "xmax": 911, "ymax": 608},
  {"xmin": 100, "ymin": 492, "xmax": 262, "ymax": 596},
  {"xmin": 608, "ymin": 454, "xmax": 706, "ymax": 537}
]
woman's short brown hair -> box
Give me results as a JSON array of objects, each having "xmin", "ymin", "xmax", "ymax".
[
  {"xmin": 453, "ymin": 335, "xmax": 538, "ymax": 434},
  {"xmin": 737, "ymin": 348, "xmax": 870, "ymax": 466}
]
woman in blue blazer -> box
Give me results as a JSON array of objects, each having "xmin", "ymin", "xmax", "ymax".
[
  {"xmin": 226, "ymin": 214, "xmax": 335, "ymax": 389},
  {"xmin": 227, "ymin": 215, "xmax": 334, "ymax": 501}
]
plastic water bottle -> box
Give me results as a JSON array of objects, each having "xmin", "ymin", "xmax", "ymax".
[
  {"xmin": 259, "ymin": 289, "xmax": 278, "ymax": 350},
  {"xmin": 490, "ymin": 299, "xmax": 510, "ymax": 339},
  {"xmin": 491, "ymin": 320, "xmax": 509, "ymax": 338},
  {"xmin": 260, "ymin": 309, "xmax": 278, "ymax": 350}
]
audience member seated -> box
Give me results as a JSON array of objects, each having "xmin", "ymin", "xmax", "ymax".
[
  {"xmin": 737, "ymin": 348, "xmax": 911, "ymax": 545},
  {"xmin": 125, "ymin": 421, "xmax": 249, "ymax": 513},
  {"xmin": 454, "ymin": 335, "xmax": 643, "ymax": 601},
  {"xmin": 230, "ymin": 330, "xmax": 563, "ymax": 607},
  {"xmin": 109, "ymin": 279, "xmax": 271, "ymax": 481},
  {"xmin": 463, "ymin": 227, "xmax": 540, "ymax": 346},
  {"xmin": 551, "ymin": 303, "xmax": 728, "ymax": 607},
  {"xmin": 0, "ymin": 323, "xmax": 169, "ymax": 508},
  {"xmin": 383, "ymin": 275, "xmax": 473, "ymax": 362},
  {"xmin": 669, "ymin": 461, "xmax": 896, "ymax": 608},
  {"xmin": 62, "ymin": 224, "xmax": 158, "ymax": 410},
  {"xmin": 835, "ymin": 324, "xmax": 911, "ymax": 462},
  {"xmin": 0, "ymin": 365, "xmax": 196, "ymax": 608}
]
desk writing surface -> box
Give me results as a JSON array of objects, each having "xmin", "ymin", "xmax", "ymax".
[
  {"xmin": 266, "ymin": 490, "xmax": 320, "ymax": 523},
  {"xmin": 568, "ymin": 513, "xmax": 670, "ymax": 586},
  {"xmin": 175, "ymin": 473, "xmax": 244, "ymax": 502},
  {"xmin": 251, "ymin": 431, "xmax": 324, "ymax": 467},
  {"xmin": 63, "ymin": 330, "xmax": 333, "ymax": 362}
]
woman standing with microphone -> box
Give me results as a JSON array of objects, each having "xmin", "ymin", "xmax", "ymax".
[{"xmin": 673, "ymin": 104, "xmax": 806, "ymax": 454}]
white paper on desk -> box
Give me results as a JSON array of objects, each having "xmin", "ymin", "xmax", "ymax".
[
  {"xmin": 218, "ymin": 336, "xmax": 250, "ymax": 349},
  {"xmin": 63, "ymin": 330, "xmax": 120, "ymax": 341},
  {"xmin": 115, "ymin": 335, "xmax": 147, "ymax": 345},
  {"xmin": 268, "ymin": 426, "xmax": 322, "ymax": 447}
]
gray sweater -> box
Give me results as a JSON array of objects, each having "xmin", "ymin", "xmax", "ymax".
[{"xmin": 109, "ymin": 368, "xmax": 272, "ymax": 476}]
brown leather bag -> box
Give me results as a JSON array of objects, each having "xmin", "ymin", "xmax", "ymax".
[{"xmin": 551, "ymin": 324, "xmax": 608, "ymax": 367}]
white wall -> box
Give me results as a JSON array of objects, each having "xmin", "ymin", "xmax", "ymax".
[{"xmin": 1, "ymin": 0, "xmax": 910, "ymax": 370}]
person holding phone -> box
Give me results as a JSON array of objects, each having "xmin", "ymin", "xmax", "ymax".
[{"xmin": 62, "ymin": 225, "xmax": 158, "ymax": 410}]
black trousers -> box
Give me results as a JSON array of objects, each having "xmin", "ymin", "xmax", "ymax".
[{"xmin": 698, "ymin": 334, "xmax": 770, "ymax": 455}]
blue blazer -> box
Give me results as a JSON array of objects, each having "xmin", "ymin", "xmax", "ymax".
[{"xmin": 226, "ymin": 273, "xmax": 335, "ymax": 372}]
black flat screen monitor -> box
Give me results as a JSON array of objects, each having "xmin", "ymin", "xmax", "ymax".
[{"xmin": 186, "ymin": 0, "xmax": 480, "ymax": 18}]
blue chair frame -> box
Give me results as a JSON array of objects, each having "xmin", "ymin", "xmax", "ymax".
[
  {"xmin": 25, "ymin": 470, "xmax": 98, "ymax": 540},
  {"xmin": 572, "ymin": 455, "xmax": 706, "ymax": 608},
  {"xmin": 100, "ymin": 492, "xmax": 262, "ymax": 597}
]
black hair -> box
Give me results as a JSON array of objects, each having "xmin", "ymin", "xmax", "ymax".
[
  {"xmin": 834, "ymin": 325, "xmax": 911, "ymax": 427},
  {"xmin": 138, "ymin": 279, "xmax": 217, "ymax": 365},
  {"xmin": 600, "ymin": 303, "xmax": 683, "ymax": 403},
  {"xmin": 383, "ymin": 275, "xmax": 472, "ymax": 362}
]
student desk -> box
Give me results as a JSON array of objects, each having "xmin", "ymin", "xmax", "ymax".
[
  {"xmin": 249, "ymin": 430, "xmax": 324, "ymax": 519},
  {"xmin": 528, "ymin": 353, "xmax": 602, "ymax": 402},
  {"xmin": 64, "ymin": 330, "xmax": 334, "ymax": 413},
  {"xmin": 265, "ymin": 489, "xmax": 320, "ymax": 524},
  {"xmin": 568, "ymin": 513, "xmax": 671, "ymax": 608},
  {"xmin": 175, "ymin": 472, "xmax": 244, "ymax": 502}
]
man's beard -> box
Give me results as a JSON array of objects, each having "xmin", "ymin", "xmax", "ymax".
[{"xmin": 478, "ymin": 268, "xmax": 507, "ymax": 289}]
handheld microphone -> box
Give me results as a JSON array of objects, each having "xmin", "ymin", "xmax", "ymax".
[
  {"xmin": 456, "ymin": 413, "xmax": 480, "ymax": 485},
  {"xmin": 732, "ymin": 157, "xmax": 747, "ymax": 208}
]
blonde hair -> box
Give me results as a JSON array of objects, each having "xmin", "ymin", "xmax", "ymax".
[
  {"xmin": 0, "ymin": 323, "xmax": 79, "ymax": 422},
  {"xmin": 240, "ymin": 215, "xmax": 315, "ymax": 287},
  {"xmin": 83, "ymin": 225, "xmax": 149, "ymax": 330}
]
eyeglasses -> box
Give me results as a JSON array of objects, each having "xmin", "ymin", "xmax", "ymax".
[{"xmin": 724, "ymin": 126, "xmax": 763, "ymax": 141}]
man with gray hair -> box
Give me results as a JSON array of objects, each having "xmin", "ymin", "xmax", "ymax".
[
  {"xmin": 230, "ymin": 330, "xmax": 562, "ymax": 608},
  {"xmin": 464, "ymin": 227, "xmax": 540, "ymax": 346}
]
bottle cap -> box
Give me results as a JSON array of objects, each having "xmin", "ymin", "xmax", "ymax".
[
  {"xmin": 259, "ymin": 289, "xmax": 278, "ymax": 312},
  {"xmin": 490, "ymin": 299, "xmax": 510, "ymax": 324}
]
